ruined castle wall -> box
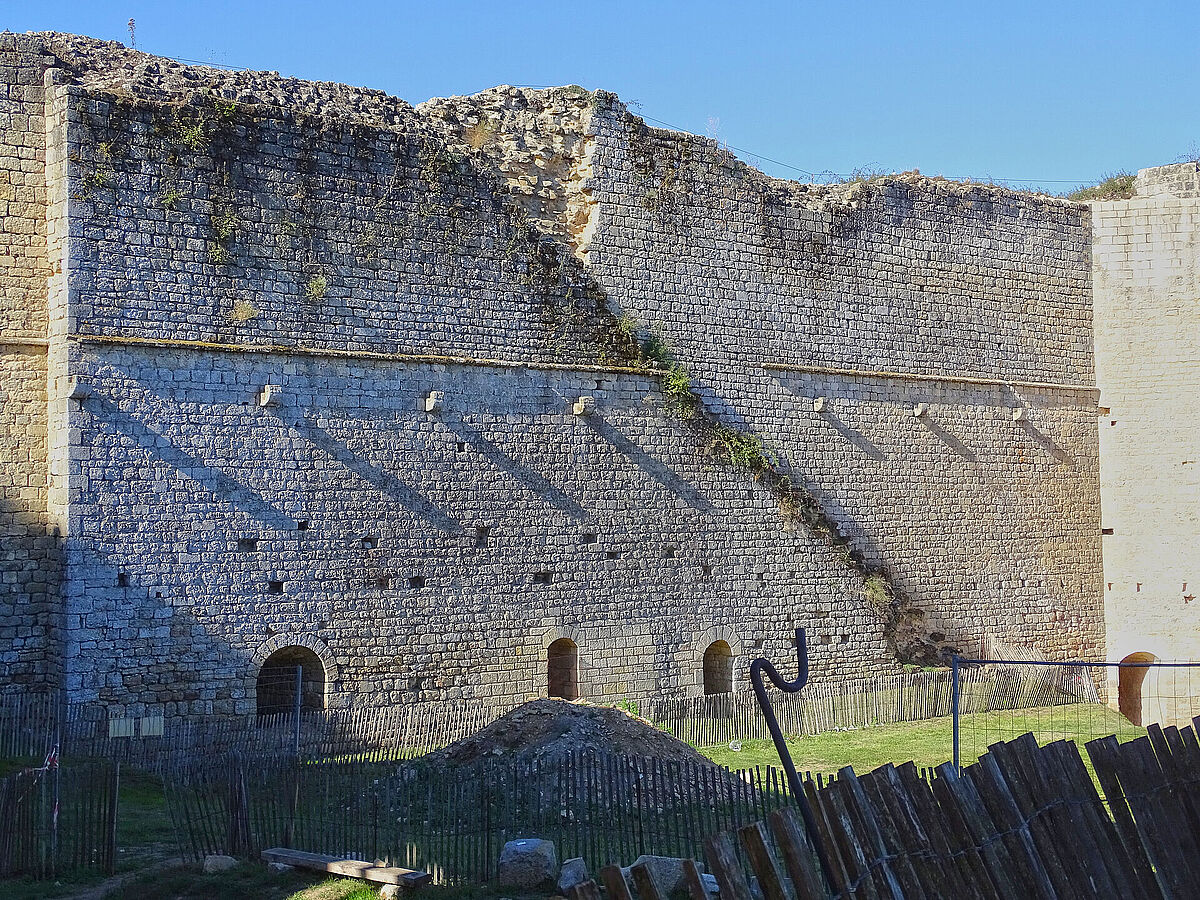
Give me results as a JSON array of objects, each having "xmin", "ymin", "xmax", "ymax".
[
  {"xmin": 578, "ymin": 109, "xmax": 1103, "ymax": 659},
  {"xmin": 0, "ymin": 37, "xmax": 1106, "ymax": 717},
  {"xmin": 0, "ymin": 35, "xmax": 59, "ymax": 688},
  {"xmin": 49, "ymin": 79, "xmax": 894, "ymax": 715},
  {"xmin": 1093, "ymin": 165, "xmax": 1200, "ymax": 667}
]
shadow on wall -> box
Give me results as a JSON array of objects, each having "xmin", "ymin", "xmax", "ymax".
[
  {"xmin": 278, "ymin": 410, "xmax": 461, "ymax": 533},
  {"xmin": 440, "ymin": 414, "xmax": 587, "ymax": 520},
  {"xmin": 582, "ymin": 415, "xmax": 713, "ymax": 512},
  {"xmin": 88, "ymin": 395, "xmax": 294, "ymax": 531},
  {"xmin": 0, "ymin": 496, "xmax": 63, "ymax": 690}
]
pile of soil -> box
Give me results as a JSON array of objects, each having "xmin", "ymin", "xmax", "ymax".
[{"xmin": 430, "ymin": 699, "xmax": 717, "ymax": 766}]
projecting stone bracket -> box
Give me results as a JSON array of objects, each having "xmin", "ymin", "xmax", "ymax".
[
  {"xmin": 424, "ymin": 391, "xmax": 444, "ymax": 414},
  {"xmin": 257, "ymin": 384, "xmax": 282, "ymax": 407},
  {"xmin": 572, "ymin": 396, "xmax": 595, "ymax": 416}
]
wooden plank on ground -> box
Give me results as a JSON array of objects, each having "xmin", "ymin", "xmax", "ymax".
[{"xmin": 261, "ymin": 848, "xmax": 431, "ymax": 886}]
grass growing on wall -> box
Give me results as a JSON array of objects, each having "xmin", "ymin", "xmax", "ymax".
[{"xmin": 1067, "ymin": 173, "xmax": 1136, "ymax": 201}]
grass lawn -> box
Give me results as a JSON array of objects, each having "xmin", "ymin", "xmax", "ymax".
[{"xmin": 699, "ymin": 702, "xmax": 1143, "ymax": 774}]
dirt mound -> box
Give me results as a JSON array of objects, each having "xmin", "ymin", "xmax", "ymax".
[{"xmin": 431, "ymin": 699, "xmax": 717, "ymax": 765}]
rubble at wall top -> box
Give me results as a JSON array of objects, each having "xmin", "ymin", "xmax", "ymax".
[{"xmin": 17, "ymin": 31, "xmax": 1076, "ymax": 209}]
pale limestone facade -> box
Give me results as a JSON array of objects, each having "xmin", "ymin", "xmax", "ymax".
[
  {"xmin": 0, "ymin": 33, "xmax": 1105, "ymax": 719},
  {"xmin": 1093, "ymin": 163, "xmax": 1200, "ymax": 722}
]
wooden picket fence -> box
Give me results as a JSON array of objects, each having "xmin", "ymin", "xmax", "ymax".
[
  {"xmin": 639, "ymin": 665, "xmax": 1095, "ymax": 747},
  {"xmin": 679, "ymin": 720, "xmax": 1200, "ymax": 899},
  {"xmin": 0, "ymin": 760, "xmax": 119, "ymax": 878},
  {"xmin": 165, "ymin": 749, "xmax": 936, "ymax": 884},
  {"xmin": 1, "ymin": 664, "xmax": 1098, "ymax": 775},
  {"xmin": 0, "ymin": 695, "xmax": 503, "ymax": 771}
]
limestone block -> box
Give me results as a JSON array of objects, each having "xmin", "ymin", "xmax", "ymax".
[{"xmin": 498, "ymin": 838, "xmax": 557, "ymax": 890}]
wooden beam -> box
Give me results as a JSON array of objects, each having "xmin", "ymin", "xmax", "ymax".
[{"xmin": 261, "ymin": 848, "xmax": 431, "ymax": 887}]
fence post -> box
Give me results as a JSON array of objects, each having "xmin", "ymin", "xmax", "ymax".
[
  {"xmin": 107, "ymin": 761, "xmax": 120, "ymax": 876},
  {"xmin": 951, "ymin": 653, "xmax": 960, "ymax": 771},
  {"xmin": 293, "ymin": 665, "xmax": 302, "ymax": 758}
]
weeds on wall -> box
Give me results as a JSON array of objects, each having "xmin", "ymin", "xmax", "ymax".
[
  {"xmin": 228, "ymin": 299, "xmax": 258, "ymax": 322},
  {"xmin": 1067, "ymin": 173, "xmax": 1136, "ymax": 202},
  {"xmin": 305, "ymin": 274, "xmax": 328, "ymax": 302}
]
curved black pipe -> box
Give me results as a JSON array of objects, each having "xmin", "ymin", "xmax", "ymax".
[{"xmin": 748, "ymin": 627, "xmax": 836, "ymax": 890}]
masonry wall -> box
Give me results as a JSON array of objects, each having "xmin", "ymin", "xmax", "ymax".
[
  {"xmin": 0, "ymin": 35, "xmax": 1106, "ymax": 718},
  {"xmin": 0, "ymin": 35, "xmax": 59, "ymax": 689},
  {"xmin": 1093, "ymin": 164, "xmax": 1200, "ymax": 671}
]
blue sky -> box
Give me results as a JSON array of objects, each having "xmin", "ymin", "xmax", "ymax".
[{"xmin": 6, "ymin": 0, "xmax": 1198, "ymax": 193}]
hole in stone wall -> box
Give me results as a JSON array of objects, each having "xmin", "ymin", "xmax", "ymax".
[
  {"xmin": 1102, "ymin": 528, "xmax": 1114, "ymax": 535},
  {"xmin": 475, "ymin": 526, "xmax": 491, "ymax": 548},
  {"xmin": 664, "ymin": 547, "xmax": 677, "ymax": 559},
  {"xmin": 117, "ymin": 572, "xmax": 129, "ymax": 587},
  {"xmin": 703, "ymin": 640, "xmax": 733, "ymax": 694},
  {"xmin": 701, "ymin": 564, "xmax": 712, "ymax": 578},
  {"xmin": 268, "ymin": 581, "xmax": 284, "ymax": 594},
  {"xmin": 533, "ymin": 571, "xmax": 553, "ymax": 585},
  {"xmin": 840, "ymin": 634, "xmax": 849, "ymax": 643},
  {"xmin": 606, "ymin": 550, "xmax": 621, "ymax": 560},
  {"xmin": 376, "ymin": 576, "xmax": 390, "ymax": 589},
  {"xmin": 582, "ymin": 533, "xmax": 598, "ymax": 544},
  {"xmin": 237, "ymin": 538, "xmax": 259, "ymax": 552},
  {"xmin": 548, "ymin": 638, "xmax": 579, "ymax": 700},
  {"xmin": 361, "ymin": 536, "xmax": 378, "ymax": 550},
  {"xmin": 408, "ymin": 576, "xmax": 426, "ymax": 589},
  {"xmin": 456, "ymin": 441, "xmax": 466, "ymax": 452},
  {"xmin": 296, "ymin": 521, "xmax": 309, "ymax": 531},
  {"xmin": 256, "ymin": 647, "xmax": 325, "ymax": 716}
]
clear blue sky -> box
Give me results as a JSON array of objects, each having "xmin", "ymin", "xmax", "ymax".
[{"xmin": 7, "ymin": 0, "xmax": 1199, "ymax": 193}]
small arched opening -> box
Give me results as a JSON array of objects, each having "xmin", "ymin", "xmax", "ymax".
[
  {"xmin": 256, "ymin": 646, "xmax": 326, "ymax": 717},
  {"xmin": 1118, "ymin": 651, "xmax": 1156, "ymax": 726},
  {"xmin": 703, "ymin": 640, "xmax": 734, "ymax": 695},
  {"xmin": 547, "ymin": 638, "xmax": 580, "ymax": 700}
]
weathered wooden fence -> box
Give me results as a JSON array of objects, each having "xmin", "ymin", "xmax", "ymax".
[
  {"xmin": 0, "ymin": 695, "xmax": 502, "ymax": 770},
  {"xmin": 1, "ymin": 665, "xmax": 1098, "ymax": 775},
  {"xmin": 689, "ymin": 721, "xmax": 1200, "ymax": 899},
  {"xmin": 640, "ymin": 665, "xmax": 1095, "ymax": 747},
  {"xmin": 0, "ymin": 760, "xmax": 119, "ymax": 878},
  {"xmin": 165, "ymin": 750, "xmax": 928, "ymax": 884}
]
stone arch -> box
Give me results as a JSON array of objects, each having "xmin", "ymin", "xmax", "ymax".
[
  {"xmin": 703, "ymin": 640, "xmax": 734, "ymax": 695},
  {"xmin": 251, "ymin": 633, "xmax": 339, "ymax": 715},
  {"xmin": 1118, "ymin": 651, "xmax": 1156, "ymax": 726},
  {"xmin": 693, "ymin": 626, "xmax": 743, "ymax": 694},
  {"xmin": 548, "ymin": 638, "xmax": 580, "ymax": 700}
]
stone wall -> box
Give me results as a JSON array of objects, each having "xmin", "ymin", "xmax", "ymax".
[
  {"xmin": 1093, "ymin": 163, "xmax": 1200, "ymax": 671},
  {"xmin": 0, "ymin": 34, "xmax": 1105, "ymax": 717},
  {"xmin": 0, "ymin": 35, "xmax": 59, "ymax": 689}
]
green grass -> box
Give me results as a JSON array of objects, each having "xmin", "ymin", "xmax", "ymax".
[{"xmin": 699, "ymin": 702, "xmax": 1143, "ymax": 775}]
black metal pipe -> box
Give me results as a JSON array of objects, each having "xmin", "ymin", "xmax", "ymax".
[{"xmin": 749, "ymin": 627, "xmax": 836, "ymax": 890}]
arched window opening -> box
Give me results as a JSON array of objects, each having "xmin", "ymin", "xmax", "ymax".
[
  {"xmin": 547, "ymin": 638, "xmax": 580, "ymax": 700},
  {"xmin": 703, "ymin": 640, "xmax": 734, "ymax": 695},
  {"xmin": 257, "ymin": 646, "xmax": 325, "ymax": 717},
  {"xmin": 1118, "ymin": 651, "xmax": 1156, "ymax": 726}
]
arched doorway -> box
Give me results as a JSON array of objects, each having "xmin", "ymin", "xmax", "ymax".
[
  {"xmin": 1118, "ymin": 651, "xmax": 1156, "ymax": 726},
  {"xmin": 547, "ymin": 638, "xmax": 579, "ymax": 700},
  {"xmin": 256, "ymin": 646, "xmax": 326, "ymax": 716},
  {"xmin": 703, "ymin": 640, "xmax": 734, "ymax": 694}
]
